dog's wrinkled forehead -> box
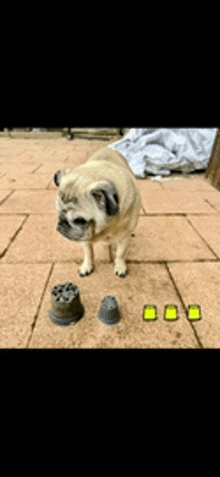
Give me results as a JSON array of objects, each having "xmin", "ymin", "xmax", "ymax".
[
  {"xmin": 59, "ymin": 181, "xmax": 79, "ymax": 205},
  {"xmin": 56, "ymin": 178, "xmax": 81, "ymax": 215},
  {"xmin": 55, "ymin": 168, "xmax": 120, "ymax": 217},
  {"xmin": 56, "ymin": 177, "xmax": 94, "ymax": 217}
]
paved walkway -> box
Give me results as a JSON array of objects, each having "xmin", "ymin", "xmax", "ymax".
[{"xmin": 0, "ymin": 137, "xmax": 220, "ymax": 348}]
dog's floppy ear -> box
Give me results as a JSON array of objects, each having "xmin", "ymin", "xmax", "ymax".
[
  {"xmin": 54, "ymin": 169, "xmax": 72, "ymax": 187},
  {"xmin": 91, "ymin": 182, "xmax": 119, "ymax": 216}
]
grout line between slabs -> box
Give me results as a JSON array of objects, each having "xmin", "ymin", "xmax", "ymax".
[
  {"xmin": 0, "ymin": 214, "xmax": 29, "ymax": 260},
  {"xmin": 31, "ymin": 164, "xmax": 43, "ymax": 173},
  {"xmin": 165, "ymin": 263, "xmax": 204, "ymax": 349},
  {"xmin": 0, "ymin": 189, "xmax": 14, "ymax": 206},
  {"xmin": 185, "ymin": 216, "xmax": 219, "ymax": 259},
  {"xmin": 1, "ymin": 258, "xmax": 220, "ymax": 265},
  {"xmin": 26, "ymin": 262, "xmax": 55, "ymax": 348}
]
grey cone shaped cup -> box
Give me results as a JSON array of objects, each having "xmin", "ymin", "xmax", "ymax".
[{"xmin": 98, "ymin": 296, "xmax": 120, "ymax": 326}]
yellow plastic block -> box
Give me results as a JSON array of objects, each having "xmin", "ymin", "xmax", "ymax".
[
  {"xmin": 164, "ymin": 305, "xmax": 179, "ymax": 321},
  {"xmin": 143, "ymin": 305, "xmax": 158, "ymax": 321},
  {"xmin": 188, "ymin": 305, "xmax": 202, "ymax": 321}
]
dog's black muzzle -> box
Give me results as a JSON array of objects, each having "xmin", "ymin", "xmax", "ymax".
[
  {"xmin": 57, "ymin": 217, "xmax": 93, "ymax": 242},
  {"xmin": 57, "ymin": 218, "xmax": 73, "ymax": 240}
]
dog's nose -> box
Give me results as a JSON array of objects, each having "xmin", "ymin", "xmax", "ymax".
[{"xmin": 74, "ymin": 217, "xmax": 87, "ymax": 226}]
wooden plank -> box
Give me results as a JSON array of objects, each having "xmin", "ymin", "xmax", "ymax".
[
  {"xmin": 205, "ymin": 129, "xmax": 220, "ymax": 190},
  {"xmin": 9, "ymin": 130, "xmax": 63, "ymax": 139},
  {"xmin": 0, "ymin": 128, "xmax": 122, "ymax": 140},
  {"xmin": 69, "ymin": 128, "xmax": 119, "ymax": 136}
]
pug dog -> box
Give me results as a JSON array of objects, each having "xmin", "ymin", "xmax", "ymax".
[{"xmin": 54, "ymin": 147, "xmax": 141, "ymax": 277}]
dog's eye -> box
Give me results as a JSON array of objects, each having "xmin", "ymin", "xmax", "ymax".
[{"xmin": 74, "ymin": 217, "xmax": 87, "ymax": 226}]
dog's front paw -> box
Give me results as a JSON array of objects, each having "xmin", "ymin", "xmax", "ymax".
[
  {"xmin": 78, "ymin": 262, "xmax": 94, "ymax": 277},
  {"xmin": 114, "ymin": 260, "xmax": 127, "ymax": 278}
]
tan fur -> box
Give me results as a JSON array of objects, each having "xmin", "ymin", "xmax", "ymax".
[{"xmin": 55, "ymin": 147, "xmax": 141, "ymax": 277}]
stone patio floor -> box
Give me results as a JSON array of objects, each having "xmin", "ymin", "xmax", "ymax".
[{"xmin": 0, "ymin": 136, "xmax": 220, "ymax": 348}]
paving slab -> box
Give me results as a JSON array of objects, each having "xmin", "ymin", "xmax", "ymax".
[
  {"xmin": 0, "ymin": 263, "xmax": 52, "ymax": 348},
  {"xmin": 140, "ymin": 189, "xmax": 218, "ymax": 214},
  {"xmin": 168, "ymin": 262, "xmax": 220, "ymax": 348},
  {"xmin": 161, "ymin": 178, "xmax": 216, "ymax": 191},
  {"xmin": 0, "ymin": 138, "xmax": 84, "ymax": 163},
  {"xmin": 28, "ymin": 263, "xmax": 199, "ymax": 349},
  {"xmin": 32, "ymin": 159, "xmax": 86, "ymax": 174},
  {"xmin": 1, "ymin": 214, "xmax": 115, "ymax": 264},
  {"xmin": 186, "ymin": 215, "xmax": 220, "ymax": 258},
  {"xmin": 126, "ymin": 216, "xmax": 216, "ymax": 261},
  {"xmin": 0, "ymin": 215, "xmax": 26, "ymax": 256},
  {"xmin": 0, "ymin": 190, "xmax": 57, "ymax": 214},
  {"xmin": 137, "ymin": 180, "xmax": 163, "ymax": 191},
  {"xmin": 0, "ymin": 173, "xmax": 52, "ymax": 189},
  {"xmin": 0, "ymin": 163, "xmax": 41, "ymax": 174}
]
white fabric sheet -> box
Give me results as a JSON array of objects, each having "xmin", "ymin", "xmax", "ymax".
[{"xmin": 108, "ymin": 128, "xmax": 218, "ymax": 178}]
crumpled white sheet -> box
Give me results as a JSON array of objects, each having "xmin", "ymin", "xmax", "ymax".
[{"xmin": 108, "ymin": 128, "xmax": 218, "ymax": 178}]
